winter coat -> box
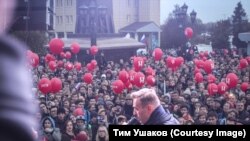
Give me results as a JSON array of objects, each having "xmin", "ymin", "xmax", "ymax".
[
  {"xmin": 144, "ymin": 105, "xmax": 180, "ymax": 125},
  {"xmin": 40, "ymin": 116, "xmax": 61, "ymax": 141}
]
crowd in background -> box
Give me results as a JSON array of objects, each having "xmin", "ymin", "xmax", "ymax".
[{"xmin": 31, "ymin": 46, "xmax": 250, "ymax": 141}]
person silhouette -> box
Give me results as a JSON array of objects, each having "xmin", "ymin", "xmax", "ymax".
[{"xmin": 0, "ymin": 0, "xmax": 37, "ymax": 140}]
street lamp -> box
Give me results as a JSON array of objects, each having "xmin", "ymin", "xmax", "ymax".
[
  {"xmin": 174, "ymin": 4, "xmax": 197, "ymax": 60},
  {"xmin": 181, "ymin": 3, "xmax": 188, "ymax": 14},
  {"xmin": 89, "ymin": 0, "xmax": 98, "ymax": 46},
  {"xmin": 190, "ymin": 10, "xmax": 197, "ymax": 24}
]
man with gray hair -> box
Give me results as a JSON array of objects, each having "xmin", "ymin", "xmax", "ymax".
[
  {"xmin": 131, "ymin": 88, "xmax": 179, "ymax": 125},
  {"xmin": 0, "ymin": 0, "xmax": 37, "ymax": 140}
]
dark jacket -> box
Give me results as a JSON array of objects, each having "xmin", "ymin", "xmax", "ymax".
[
  {"xmin": 0, "ymin": 35, "xmax": 37, "ymax": 141},
  {"xmin": 144, "ymin": 105, "xmax": 180, "ymax": 125}
]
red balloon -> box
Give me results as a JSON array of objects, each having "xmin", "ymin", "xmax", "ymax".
[
  {"xmin": 38, "ymin": 78, "xmax": 51, "ymax": 94},
  {"xmin": 175, "ymin": 57, "xmax": 184, "ymax": 67},
  {"xmin": 119, "ymin": 70, "xmax": 129, "ymax": 83},
  {"xmin": 166, "ymin": 56, "xmax": 176, "ymax": 68},
  {"xmin": 134, "ymin": 72, "xmax": 145, "ymax": 88},
  {"xmin": 82, "ymin": 73, "xmax": 93, "ymax": 84},
  {"xmin": 241, "ymin": 82, "xmax": 249, "ymax": 92},
  {"xmin": 226, "ymin": 73, "xmax": 238, "ymax": 88},
  {"xmin": 26, "ymin": 50, "xmax": 33, "ymax": 57},
  {"xmin": 195, "ymin": 73, "xmax": 203, "ymax": 83},
  {"xmin": 207, "ymin": 83, "xmax": 218, "ymax": 96},
  {"xmin": 199, "ymin": 52, "xmax": 205, "ymax": 58},
  {"xmin": 239, "ymin": 59, "xmax": 248, "ymax": 69},
  {"xmin": 90, "ymin": 45, "xmax": 98, "ymax": 55},
  {"xmin": 203, "ymin": 60, "xmax": 214, "ymax": 74},
  {"xmin": 71, "ymin": 42, "xmax": 80, "ymax": 54},
  {"xmin": 90, "ymin": 60, "xmax": 97, "ymax": 68},
  {"xmin": 28, "ymin": 52, "xmax": 39, "ymax": 68},
  {"xmin": 202, "ymin": 56, "xmax": 207, "ymax": 61},
  {"xmin": 74, "ymin": 62, "xmax": 82, "ymax": 71},
  {"xmin": 152, "ymin": 48, "xmax": 163, "ymax": 61},
  {"xmin": 86, "ymin": 63, "xmax": 94, "ymax": 72},
  {"xmin": 112, "ymin": 80, "xmax": 124, "ymax": 94},
  {"xmin": 45, "ymin": 54, "xmax": 55, "ymax": 63},
  {"xmin": 196, "ymin": 60, "xmax": 204, "ymax": 69},
  {"xmin": 65, "ymin": 51, "xmax": 72, "ymax": 59},
  {"xmin": 50, "ymin": 77, "xmax": 62, "ymax": 93},
  {"xmin": 133, "ymin": 57, "xmax": 144, "ymax": 72},
  {"xmin": 65, "ymin": 62, "xmax": 73, "ymax": 71},
  {"xmin": 125, "ymin": 81, "xmax": 133, "ymax": 91},
  {"xmin": 246, "ymin": 56, "xmax": 250, "ymax": 64},
  {"xmin": 204, "ymin": 51, "xmax": 209, "ymax": 57},
  {"xmin": 194, "ymin": 67, "xmax": 200, "ymax": 74},
  {"xmin": 207, "ymin": 74, "xmax": 216, "ymax": 83},
  {"xmin": 145, "ymin": 67, "xmax": 155, "ymax": 76},
  {"xmin": 73, "ymin": 108, "xmax": 84, "ymax": 116},
  {"xmin": 48, "ymin": 61, "xmax": 57, "ymax": 71},
  {"xmin": 75, "ymin": 131, "xmax": 88, "ymax": 141},
  {"xmin": 57, "ymin": 60, "xmax": 64, "ymax": 68},
  {"xmin": 129, "ymin": 70, "xmax": 136, "ymax": 85},
  {"xmin": 184, "ymin": 27, "xmax": 193, "ymax": 39},
  {"xmin": 49, "ymin": 38, "xmax": 64, "ymax": 54},
  {"xmin": 60, "ymin": 52, "xmax": 66, "ymax": 58},
  {"xmin": 218, "ymin": 82, "xmax": 228, "ymax": 95},
  {"xmin": 146, "ymin": 75, "xmax": 155, "ymax": 86}
]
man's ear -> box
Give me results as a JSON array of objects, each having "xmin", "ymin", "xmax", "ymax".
[{"xmin": 147, "ymin": 104, "xmax": 154, "ymax": 112}]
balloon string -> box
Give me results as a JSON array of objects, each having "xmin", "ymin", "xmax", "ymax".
[{"xmin": 46, "ymin": 94, "xmax": 48, "ymax": 105}]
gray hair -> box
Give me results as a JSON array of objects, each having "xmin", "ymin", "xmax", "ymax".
[{"xmin": 131, "ymin": 88, "xmax": 160, "ymax": 108}]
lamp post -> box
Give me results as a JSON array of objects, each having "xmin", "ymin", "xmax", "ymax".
[
  {"xmin": 190, "ymin": 10, "xmax": 197, "ymax": 24},
  {"xmin": 89, "ymin": 0, "xmax": 98, "ymax": 46},
  {"xmin": 174, "ymin": 4, "xmax": 197, "ymax": 60}
]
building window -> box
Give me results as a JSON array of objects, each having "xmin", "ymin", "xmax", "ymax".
[
  {"xmin": 66, "ymin": 0, "xmax": 72, "ymax": 6},
  {"xmin": 56, "ymin": 0, "xmax": 58, "ymax": 7},
  {"xmin": 56, "ymin": 16, "xmax": 60, "ymax": 24},
  {"xmin": 66, "ymin": 15, "xmax": 69, "ymax": 23},
  {"xmin": 127, "ymin": 15, "xmax": 131, "ymax": 23},
  {"xmin": 134, "ymin": 0, "xmax": 138, "ymax": 8},
  {"xmin": 70, "ymin": 15, "xmax": 73, "ymax": 23},
  {"xmin": 66, "ymin": 0, "xmax": 69, "ymax": 6},
  {"xmin": 61, "ymin": 0, "xmax": 63, "ymax": 6},
  {"xmin": 60, "ymin": 16, "xmax": 63, "ymax": 24}
]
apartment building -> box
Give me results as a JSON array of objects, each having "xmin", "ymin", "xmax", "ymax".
[{"xmin": 54, "ymin": 0, "xmax": 160, "ymax": 34}]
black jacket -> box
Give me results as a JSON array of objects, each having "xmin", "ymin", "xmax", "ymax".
[
  {"xmin": 144, "ymin": 105, "xmax": 180, "ymax": 125},
  {"xmin": 0, "ymin": 35, "xmax": 37, "ymax": 141}
]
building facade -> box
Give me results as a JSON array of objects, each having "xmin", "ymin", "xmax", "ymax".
[
  {"xmin": 53, "ymin": 0, "xmax": 160, "ymax": 35},
  {"xmin": 54, "ymin": 0, "xmax": 76, "ymax": 37},
  {"xmin": 12, "ymin": 0, "xmax": 54, "ymax": 31}
]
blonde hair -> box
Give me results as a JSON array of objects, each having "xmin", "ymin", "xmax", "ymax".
[
  {"xmin": 131, "ymin": 88, "xmax": 160, "ymax": 108},
  {"xmin": 96, "ymin": 125, "xmax": 109, "ymax": 141}
]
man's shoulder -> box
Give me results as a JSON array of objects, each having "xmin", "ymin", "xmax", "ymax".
[
  {"xmin": 162, "ymin": 114, "xmax": 180, "ymax": 125},
  {"xmin": 0, "ymin": 35, "xmax": 27, "ymax": 59}
]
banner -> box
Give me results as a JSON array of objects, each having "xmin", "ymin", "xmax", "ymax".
[{"xmin": 109, "ymin": 125, "xmax": 249, "ymax": 141}]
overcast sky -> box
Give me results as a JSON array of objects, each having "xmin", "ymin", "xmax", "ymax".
[{"xmin": 160, "ymin": 0, "xmax": 250, "ymax": 24}]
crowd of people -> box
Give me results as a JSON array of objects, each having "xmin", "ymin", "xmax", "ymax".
[
  {"xmin": 0, "ymin": 1, "xmax": 249, "ymax": 141},
  {"xmin": 30, "ymin": 46, "xmax": 249, "ymax": 141}
]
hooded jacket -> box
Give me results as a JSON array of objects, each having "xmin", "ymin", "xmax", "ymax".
[{"xmin": 40, "ymin": 116, "xmax": 61, "ymax": 141}]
